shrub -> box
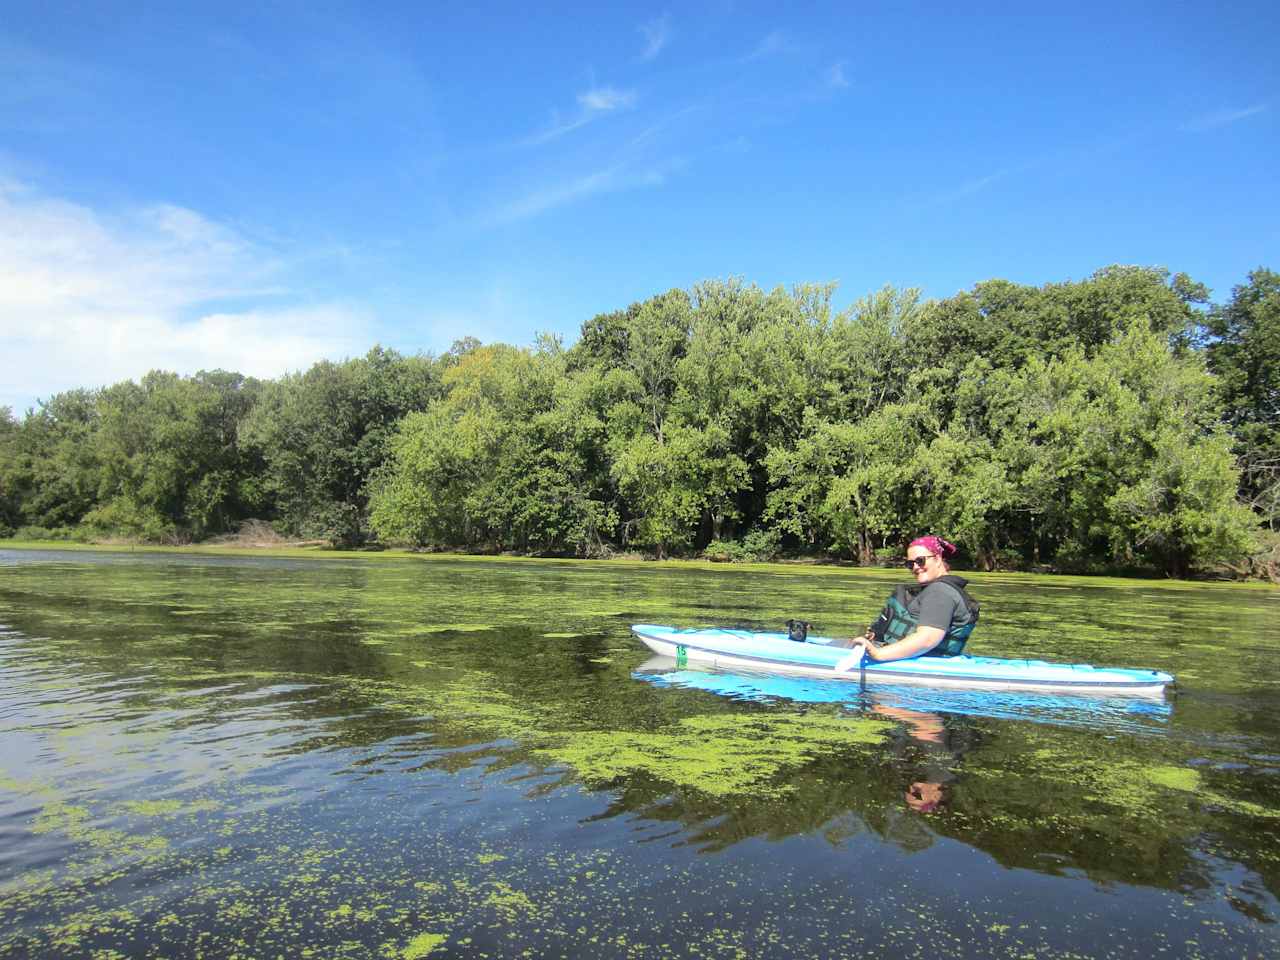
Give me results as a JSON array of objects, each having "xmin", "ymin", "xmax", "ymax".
[
  {"xmin": 740, "ymin": 527, "xmax": 781, "ymax": 562},
  {"xmin": 301, "ymin": 502, "xmax": 366, "ymax": 548},
  {"xmin": 1244, "ymin": 530, "xmax": 1280, "ymax": 583},
  {"xmin": 703, "ymin": 528, "xmax": 781, "ymax": 563},
  {"xmin": 13, "ymin": 525, "xmax": 87, "ymax": 542},
  {"xmin": 871, "ymin": 547, "xmax": 901, "ymax": 568},
  {"xmin": 987, "ymin": 548, "xmax": 1027, "ymax": 572},
  {"xmin": 1050, "ymin": 539, "xmax": 1099, "ymax": 575},
  {"xmin": 703, "ymin": 539, "xmax": 744, "ymax": 562}
]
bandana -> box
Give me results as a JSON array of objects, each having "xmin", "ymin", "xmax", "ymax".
[{"xmin": 908, "ymin": 535, "xmax": 957, "ymax": 559}]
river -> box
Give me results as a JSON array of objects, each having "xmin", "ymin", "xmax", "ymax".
[{"xmin": 1, "ymin": 547, "xmax": 1277, "ymax": 957}]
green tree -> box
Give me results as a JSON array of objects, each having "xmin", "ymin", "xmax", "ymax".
[
  {"xmin": 820, "ymin": 405, "xmax": 924, "ymax": 561},
  {"xmin": 370, "ymin": 342, "xmax": 617, "ymax": 554},
  {"xmin": 763, "ymin": 398, "xmax": 926, "ymax": 562},
  {"xmin": 528, "ymin": 363, "xmax": 623, "ymax": 554},
  {"xmin": 242, "ymin": 347, "xmax": 442, "ymax": 544},
  {"xmin": 1003, "ymin": 325, "xmax": 1254, "ymax": 575},
  {"xmin": 2, "ymin": 267, "xmax": 1261, "ymax": 574},
  {"xmin": 610, "ymin": 424, "xmax": 738, "ymax": 558},
  {"xmin": 1202, "ymin": 268, "xmax": 1280, "ymax": 527},
  {"xmin": 671, "ymin": 279, "xmax": 771, "ymax": 539},
  {"xmin": 909, "ymin": 431, "xmax": 1019, "ymax": 570},
  {"xmin": 570, "ymin": 289, "xmax": 708, "ymax": 555},
  {"xmin": 0, "ymin": 390, "xmax": 102, "ymax": 534},
  {"xmin": 911, "ymin": 267, "xmax": 1207, "ymax": 385},
  {"xmin": 368, "ymin": 404, "xmax": 477, "ymax": 547},
  {"xmin": 87, "ymin": 370, "xmax": 263, "ymax": 541},
  {"xmin": 0, "ymin": 407, "xmax": 18, "ymax": 534}
]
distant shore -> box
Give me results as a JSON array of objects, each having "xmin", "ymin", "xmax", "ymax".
[{"xmin": 4, "ymin": 538, "xmax": 1275, "ymax": 591}]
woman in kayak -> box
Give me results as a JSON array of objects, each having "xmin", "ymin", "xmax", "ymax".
[{"xmin": 836, "ymin": 535, "xmax": 979, "ymax": 661}]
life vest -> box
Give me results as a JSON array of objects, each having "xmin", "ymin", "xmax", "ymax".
[{"xmin": 869, "ymin": 575, "xmax": 979, "ymax": 657}]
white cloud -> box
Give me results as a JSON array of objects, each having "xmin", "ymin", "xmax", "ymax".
[
  {"xmin": 0, "ymin": 180, "xmax": 370, "ymax": 413},
  {"xmin": 639, "ymin": 14, "xmax": 671, "ymax": 61},
  {"xmin": 826, "ymin": 61, "xmax": 850, "ymax": 89},
  {"xmin": 1181, "ymin": 104, "xmax": 1267, "ymax": 133}
]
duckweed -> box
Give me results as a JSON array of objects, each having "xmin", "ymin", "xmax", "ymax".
[
  {"xmin": 401, "ymin": 931, "xmax": 447, "ymax": 958},
  {"xmin": 541, "ymin": 713, "xmax": 891, "ymax": 798},
  {"xmin": 1, "ymin": 546, "xmax": 1278, "ymax": 958}
]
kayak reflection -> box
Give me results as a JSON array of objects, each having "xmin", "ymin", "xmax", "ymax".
[
  {"xmin": 635, "ymin": 655, "xmax": 986, "ymax": 816},
  {"xmin": 634, "ymin": 656, "xmax": 1174, "ymax": 820},
  {"xmin": 632, "ymin": 655, "xmax": 1172, "ymax": 735}
]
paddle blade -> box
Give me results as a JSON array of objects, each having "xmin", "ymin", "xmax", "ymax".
[{"xmin": 834, "ymin": 648, "xmax": 866, "ymax": 674}]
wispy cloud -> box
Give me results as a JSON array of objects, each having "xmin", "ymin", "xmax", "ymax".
[
  {"xmin": 578, "ymin": 86, "xmax": 637, "ymax": 112},
  {"xmin": 486, "ymin": 164, "xmax": 669, "ymax": 225},
  {"xmin": 638, "ymin": 14, "xmax": 671, "ymax": 61},
  {"xmin": 0, "ymin": 179, "xmax": 369, "ymax": 412},
  {"xmin": 0, "ymin": 38, "xmax": 105, "ymax": 134},
  {"xmin": 496, "ymin": 96, "xmax": 701, "ymax": 226},
  {"xmin": 744, "ymin": 30, "xmax": 797, "ymax": 62},
  {"xmin": 523, "ymin": 85, "xmax": 639, "ymax": 146},
  {"xmin": 826, "ymin": 61, "xmax": 850, "ymax": 89},
  {"xmin": 497, "ymin": 168, "xmax": 622, "ymax": 222},
  {"xmin": 952, "ymin": 170, "xmax": 1007, "ymax": 198},
  {"xmin": 1181, "ymin": 104, "xmax": 1267, "ymax": 133},
  {"xmin": 905, "ymin": 169, "xmax": 1010, "ymax": 213},
  {"xmin": 624, "ymin": 102, "xmax": 705, "ymax": 151}
]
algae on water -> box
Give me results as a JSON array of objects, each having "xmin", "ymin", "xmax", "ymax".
[
  {"xmin": 541, "ymin": 712, "xmax": 892, "ymax": 798},
  {"xmin": 2, "ymin": 548, "xmax": 1279, "ymax": 959}
]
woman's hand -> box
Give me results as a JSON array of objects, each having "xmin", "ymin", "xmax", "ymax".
[
  {"xmin": 859, "ymin": 626, "xmax": 946, "ymax": 662},
  {"xmin": 845, "ymin": 633, "xmax": 884, "ymax": 661}
]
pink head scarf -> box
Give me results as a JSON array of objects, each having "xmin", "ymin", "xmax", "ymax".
[{"xmin": 909, "ymin": 535, "xmax": 957, "ymax": 560}]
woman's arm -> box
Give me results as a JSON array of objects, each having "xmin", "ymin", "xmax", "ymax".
[{"xmin": 851, "ymin": 625, "xmax": 945, "ymax": 662}]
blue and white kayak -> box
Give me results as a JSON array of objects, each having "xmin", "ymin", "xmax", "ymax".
[{"xmin": 630, "ymin": 624, "xmax": 1174, "ymax": 697}]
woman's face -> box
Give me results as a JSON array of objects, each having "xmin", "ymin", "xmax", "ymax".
[{"xmin": 906, "ymin": 546, "xmax": 944, "ymax": 584}]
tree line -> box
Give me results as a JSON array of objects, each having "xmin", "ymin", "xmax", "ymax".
[{"xmin": 1, "ymin": 265, "xmax": 1276, "ymax": 578}]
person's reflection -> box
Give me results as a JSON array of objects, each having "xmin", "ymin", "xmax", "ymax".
[{"xmin": 873, "ymin": 704, "xmax": 959, "ymax": 814}]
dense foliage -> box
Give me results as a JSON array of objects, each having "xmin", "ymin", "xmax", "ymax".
[
  {"xmin": 1202, "ymin": 269, "xmax": 1280, "ymax": 530},
  {"xmin": 1, "ymin": 265, "xmax": 1276, "ymax": 577}
]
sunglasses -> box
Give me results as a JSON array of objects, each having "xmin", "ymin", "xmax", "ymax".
[{"xmin": 904, "ymin": 555, "xmax": 934, "ymax": 570}]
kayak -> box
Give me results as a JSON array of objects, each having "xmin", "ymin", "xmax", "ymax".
[{"xmin": 630, "ymin": 624, "xmax": 1174, "ymax": 697}]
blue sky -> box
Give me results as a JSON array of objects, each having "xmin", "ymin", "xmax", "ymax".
[{"xmin": 2, "ymin": 1, "xmax": 1276, "ymax": 414}]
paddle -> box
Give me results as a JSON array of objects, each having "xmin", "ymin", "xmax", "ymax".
[{"xmin": 833, "ymin": 645, "xmax": 867, "ymax": 690}]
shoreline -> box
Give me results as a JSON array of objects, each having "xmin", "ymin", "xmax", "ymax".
[{"xmin": 2, "ymin": 538, "xmax": 1274, "ymax": 592}]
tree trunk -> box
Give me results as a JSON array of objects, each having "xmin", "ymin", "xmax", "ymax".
[
  {"xmin": 858, "ymin": 527, "xmax": 873, "ymax": 565},
  {"xmin": 1166, "ymin": 547, "xmax": 1190, "ymax": 579}
]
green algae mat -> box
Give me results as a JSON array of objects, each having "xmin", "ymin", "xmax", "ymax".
[{"xmin": 1, "ymin": 548, "xmax": 1278, "ymax": 958}]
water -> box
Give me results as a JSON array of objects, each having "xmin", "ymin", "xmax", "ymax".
[{"xmin": 1, "ymin": 547, "xmax": 1278, "ymax": 957}]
